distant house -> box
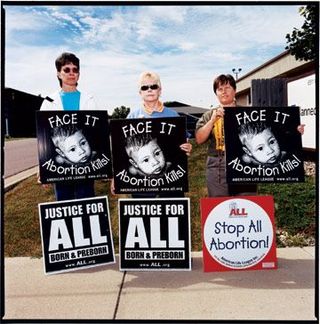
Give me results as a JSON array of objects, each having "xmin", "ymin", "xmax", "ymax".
[
  {"xmin": 235, "ymin": 50, "xmax": 315, "ymax": 107},
  {"xmin": 4, "ymin": 88, "xmax": 45, "ymax": 137},
  {"xmin": 164, "ymin": 101, "xmax": 209, "ymax": 138}
]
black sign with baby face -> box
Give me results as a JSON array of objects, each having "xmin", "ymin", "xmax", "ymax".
[
  {"xmin": 36, "ymin": 111, "xmax": 112, "ymax": 184},
  {"xmin": 38, "ymin": 196, "xmax": 115, "ymax": 274},
  {"xmin": 118, "ymin": 198, "xmax": 191, "ymax": 271},
  {"xmin": 110, "ymin": 117, "xmax": 188, "ymax": 194},
  {"xmin": 224, "ymin": 106, "xmax": 304, "ymax": 183}
]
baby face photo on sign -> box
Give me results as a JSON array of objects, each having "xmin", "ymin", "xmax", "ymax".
[
  {"xmin": 51, "ymin": 124, "xmax": 95, "ymax": 165},
  {"xmin": 124, "ymin": 133, "xmax": 170, "ymax": 177},
  {"xmin": 224, "ymin": 106, "xmax": 304, "ymax": 183},
  {"xmin": 36, "ymin": 111, "xmax": 112, "ymax": 184},
  {"xmin": 238, "ymin": 121, "xmax": 285, "ymax": 166},
  {"xmin": 110, "ymin": 117, "xmax": 188, "ymax": 194}
]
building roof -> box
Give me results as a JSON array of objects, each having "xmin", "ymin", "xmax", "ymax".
[
  {"xmin": 5, "ymin": 87, "xmax": 44, "ymax": 99},
  {"xmin": 236, "ymin": 50, "xmax": 315, "ymax": 94},
  {"xmin": 165, "ymin": 101, "xmax": 209, "ymax": 115}
]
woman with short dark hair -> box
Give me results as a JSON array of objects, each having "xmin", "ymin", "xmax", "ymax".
[
  {"xmin": 39, "ymin": 52, "xmax": 99, "ymax": 200},
  {"xmin": 40, "ymin": 52, "xmax": 97, "ymax": 111},
  {"xmin": 195, "ymin": 74, "xmax": 257, "ymax": 197}
]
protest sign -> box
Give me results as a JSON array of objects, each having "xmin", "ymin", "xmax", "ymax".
[
  {"xmin": 224, "ymin": 106, "xmax": 304, "ymax": 183},
  {"xmin": 110, "ymin": 117, "xmax": 188, "ymax": 194},
  {"xmin": 38, "ymin": 196, "xmax": 115, "ymax": 274},
  {"xmin": 36, "ymin": 110, "xmax": 112, "ymax": 184},
  {"xmin": 201, "ymin": 196, "xmax": 277, "ymax": 272},
  {"xmin": 119, "ymin": 198, "xmax": 191, "ymax": 271}
]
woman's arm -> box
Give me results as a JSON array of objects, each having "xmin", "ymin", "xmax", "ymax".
[
  {"xmin": 195, "ymin": 108, "xmax": 224, "ymax": 144},
  {"xmin": 195, "ymin": 117, "xmax": 215, "ymax": 144}
]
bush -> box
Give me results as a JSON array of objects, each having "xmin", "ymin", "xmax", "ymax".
[{"xmin": 258, "ymin": 176, "xmax": 316, "ymax": 235}]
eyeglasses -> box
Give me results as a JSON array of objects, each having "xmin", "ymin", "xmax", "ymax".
[
  {"xmin": 140, "ymin": 84, "xmax": 159, "ymax": 91},
  {"xmin": 62, "ymin": 67, "xmax": 79, "ymax": 74}
]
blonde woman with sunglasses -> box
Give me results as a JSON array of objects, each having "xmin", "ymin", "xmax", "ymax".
[
  {"xmin": 110, "ymin": 71, "xmax": 192, "ymax": 197},
  {"xmin": 127, "ymin": 71, "xmax": 192, "ymax": 156}
]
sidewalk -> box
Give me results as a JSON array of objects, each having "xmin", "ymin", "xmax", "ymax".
[
  {"xmin": 4, "ymin": 166, "xmax": 38, "ymax": 192},
  {"xmin": 3, "ymin": 247, "xmax": 316, "ymax": 321},
  {"xmin": 3, "ymin": 169, "xmax": 317, "ymax": 321}
]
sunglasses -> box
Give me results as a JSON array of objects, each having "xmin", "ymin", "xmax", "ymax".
[
  {"xmin": 62, "ymin": 67, "xmax": 79, "ymax": 74},
  {"xmin": 140, "ymin": 84, "xmax": 159, "ymax": 91}
]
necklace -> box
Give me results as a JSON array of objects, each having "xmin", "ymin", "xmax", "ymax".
[{"xmin": 143, "ymin": 100, "xmax": 164, "ymax": 115}]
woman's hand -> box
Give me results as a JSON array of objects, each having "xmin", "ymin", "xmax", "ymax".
[
  {"xmin": 211, "ymin": 106, "xmax": 224, "ymax": 122},
  {"xmin": 297, "ymin": 124, "xmax": 305, "ymax": 135},
  {"xmin": 37, "ymin": 171, "xmax": 41, "ymax": 184},
  {"xmin": 180, "ymin": 142, "xmax": 192, "ymax": 156},
  {"xmin": 37, "ymin": 170, "xmax": 50, "ymax": 189}
]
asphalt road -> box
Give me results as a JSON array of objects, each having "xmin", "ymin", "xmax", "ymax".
[{"xmin": 4, "ymin": 138, "xmax": 38, "ymax": 178}]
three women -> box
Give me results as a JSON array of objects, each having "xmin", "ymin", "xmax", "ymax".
[{"xmin": 41, "ymin": 53, "xmax": 301, "ymax": 200}]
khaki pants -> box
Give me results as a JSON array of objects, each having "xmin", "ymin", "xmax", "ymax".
[{"xmin": 206, "ymin": 156, "xmax": 257, "ymax": 197}]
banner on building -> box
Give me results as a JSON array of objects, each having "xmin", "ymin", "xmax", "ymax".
[
  {"xmin": 36, "ymin": 110, "xmax": 112, "ymax": 184},
  {"xmin": 287, "ymin": 74, "xmax": 316, "ymax": 150},
  {"xmin": 119, "ymin": 198, "xmax": 191, "ymax": 271},
  {"xmin": 224, "ymin": 106, "xmax": 304, "ymax": 183},
  {"xmin": 39, "ymin": 196, "xmax": 115, "ymax": 274},
  {"xmin": 201, "ymin": 196, "xmax": 277, "ymax": 272},
  {"xmin": 110, "ymin": 117, "xmax": 188, "ymax": 194}
]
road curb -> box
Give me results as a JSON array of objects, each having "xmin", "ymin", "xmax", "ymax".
[{"xmin": 4, "ymin": 166, "xmax": 38, "ymax": 192}]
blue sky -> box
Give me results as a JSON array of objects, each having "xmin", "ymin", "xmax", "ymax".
[{"xmin": 3, "ymin": 4, "xmax": 304, "ymax": 113}]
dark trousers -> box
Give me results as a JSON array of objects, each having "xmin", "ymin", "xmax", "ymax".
[{"xmin": 54, "ymin": 180, "xmax": 95, "ymax": 201}]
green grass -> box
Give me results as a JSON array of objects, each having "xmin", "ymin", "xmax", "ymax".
[
  {"xmin": 4, "ymin": 177, "xmax": 123, "ymax": 257},
  {"xmin": 4, "ymin": 139, "xmax": 316, "ymax": 256}
]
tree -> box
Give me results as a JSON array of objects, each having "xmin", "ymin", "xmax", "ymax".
[
  {"xmin": 285, "ymin": 5, "xmax": 318, "ymax": 61},
  {"xmin": 111, "ymin": 106, "xmax": 130, "ymax": 119}
]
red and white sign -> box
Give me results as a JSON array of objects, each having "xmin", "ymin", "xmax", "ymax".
[{"xmin": 201, "ymin": 196, "xmax": 277, "ymax": 272}]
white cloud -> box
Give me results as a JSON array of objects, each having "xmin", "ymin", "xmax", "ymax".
[
  {"xmin": 178, "ymin": 41, "xmax": 196, "ymax": 51},
  {"xmin": 4, "ymin": 4, "xmax": 305, "ymax": 113},
  {"xmin": 50, "ymin": 10, "xmax": 83, "ymax": 29},
  {"xmin": 145, "ymin": 6, "xmax": 188, "ymax": 24},
  {"xmin": 4, "ymin": 8, "xmax": 46, "ymax": 33}
]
